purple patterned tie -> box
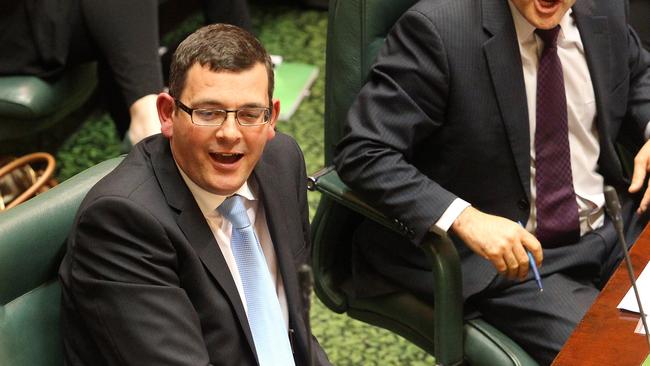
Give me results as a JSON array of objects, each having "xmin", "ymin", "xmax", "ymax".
[{"xmin": 534, "ymin": 26, "xmax": 580, "ymax": 248}]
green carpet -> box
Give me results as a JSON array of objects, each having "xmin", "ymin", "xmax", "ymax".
[{"xmin": 53, "ymin": 3, "xmax": 434, "ymax": 365}]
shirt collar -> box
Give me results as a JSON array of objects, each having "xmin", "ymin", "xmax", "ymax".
[
  {"xmin": 558, "ymin": 8, "xmax": 581, "ymax": 45},
  {"xmin": 507, "ymin": 1, "xmax": 576, "ymax": 46},
  {"xmin": 176, "ymin": 163, "xmax": 256, "ymax": 217}
]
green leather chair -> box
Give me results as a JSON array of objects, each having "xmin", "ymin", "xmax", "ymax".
[
  {"xmin": 0, "ymin": 63, "xmax": 97, "ymax": 147},
  {"xmin": 308, "ymin": 1, "xmax": 538, "ymax": 365},
  {"xmin": 0, "ymin": 156, "xmax": 123, "ymax": 366}
]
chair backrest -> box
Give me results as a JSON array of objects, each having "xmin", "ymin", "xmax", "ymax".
[
  {"xmin": 0, "ymin": 156, "xmax": 123, "ymax": 366},
  {"xmin": 323, "ymin": 0, "xmax": 419, "ymax": 164},
  {"xmin": 312, "ymin": 0, "xmax": 418, "ymax": 312},
  {"xmin": 0, "ymin": 63, "xmax": 97, "ymax": 144}
]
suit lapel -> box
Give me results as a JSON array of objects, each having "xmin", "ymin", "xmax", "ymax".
[
  {"xmin": 253, "ymin": 155, "xmax": 308, "ymax": 363},
  {"xmin": 482, "ymin": 0, "xmax": 532, "ymax": 198},
  {"xmin": 572, "ymin": 0, "xmax": 620, "ymax": 176},
  {"xmin": 149, "ymin": 137, "xmax": 257, "ymax": 356},
  {"xmin": 176, "ymin": 210, "xmax": 258, "ymax": 353}
]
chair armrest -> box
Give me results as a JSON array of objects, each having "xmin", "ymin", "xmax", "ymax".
[
  {"xmin": 307, "ymin": 166, "xmax": 403, "ymax": 234},
  {"xmin": 421, "ymin": 234, "xmax": 464, "ymax": 365},
  {"xmin": 308, "ymin": 166, "xmax": 465, "ymax": 365}
]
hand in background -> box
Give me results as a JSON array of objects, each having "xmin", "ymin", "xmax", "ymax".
[
  {"xmin": 629, "ymin": 140, "xmax": 650, "ymax": 214},
  {"xmin": 451, "ymin": 206, "xmax": 542, "ymax": 280},
  {"xmin": 127, "ymin": 94, "xmax": 162, "ymax": 145}
]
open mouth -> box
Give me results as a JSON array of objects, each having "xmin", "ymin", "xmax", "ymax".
[
  {"xmin": 210, "ymin": 152, "xmax": 243, "ymax": 165},
  {"xmin": 536, "ymin": 0, "xmax": 562, "ymax": 12}
]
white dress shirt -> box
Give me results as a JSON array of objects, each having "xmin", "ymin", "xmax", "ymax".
[
  {"xmin": 510, "ymin": 3, "xmax": 605, "ymax": 235},
  {"xmin": 434, "ymin": 3, "xmax": 607, "ymax": 235},
  {"xmin": 177, "ymin": 167, "xmax": 289, "ymax": 328}
]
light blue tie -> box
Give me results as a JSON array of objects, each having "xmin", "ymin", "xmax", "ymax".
[{"xmin": 218, "ymin": 195, "xmax": 295, "ymax": 366}]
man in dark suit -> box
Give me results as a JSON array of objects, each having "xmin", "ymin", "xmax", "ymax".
[
  {"xmin": 59, "ymin": 24, "xmax": 330, "ymax": 366},
  {"xmin": 335, "ymin": 0, "xmax": 650, "ymax": 364}
]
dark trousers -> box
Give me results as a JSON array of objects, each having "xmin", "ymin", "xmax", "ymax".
[
  {"xmin": 74, "ymin": 0, "xmax": 164, "ymax": 137},
  {"xmin": 355, "ymin": 193, "xmax": 647, "ymax": 365},
  {"xmin": 467, "ymin": 195, "xmax": 646, "ymax": 365},
  {"xmin": 469, "ymin": 220, "xmax": 620, "ymax": 365}
]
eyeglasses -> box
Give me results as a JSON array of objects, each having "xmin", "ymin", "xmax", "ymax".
[{"xmin": 174, "ymin": 99, "xmax": 271, "ymax": 126}]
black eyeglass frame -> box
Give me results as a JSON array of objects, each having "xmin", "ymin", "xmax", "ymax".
[{"xmin": 174, "ymin": 99, "xmax": 272, "ymax": 126}]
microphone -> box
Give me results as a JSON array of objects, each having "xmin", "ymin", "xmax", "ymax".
[
  {"xmin": 298, "ymin": 264, "xmax": 314, "ymax": 366},
  {"xmin": 604, "ymin": 186, "xmax": 650, "ymax": 346}
]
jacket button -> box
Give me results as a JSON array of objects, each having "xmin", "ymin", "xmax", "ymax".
[{"xmin": 517, "ymin": 198, "xmax": 529, "ymax": 210}]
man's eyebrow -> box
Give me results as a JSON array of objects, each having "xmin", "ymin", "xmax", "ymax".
[
  {"xmin": 191, "ymin": 100, "xmax": 268, "ymax": 109},
  {"xmin": 189, "ymin": 99, "xmax": 223, "ymax": 108},
  {"xmin": 239, "ymin": 102, "xmax": 268, "ymax": 108}
]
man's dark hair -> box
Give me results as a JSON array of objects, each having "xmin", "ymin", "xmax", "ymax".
[{"xmin": 169, "ymin": 23, "xmax": 274, "ymax": 105}]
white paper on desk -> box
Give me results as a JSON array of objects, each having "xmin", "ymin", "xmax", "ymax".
[
  {"xmin": 617, "ymin": 260, "xmax": 650, "ymax": 313},
  {"xmin": 635, "ymin": 318, "xmax": 646, "ymax": 334}
]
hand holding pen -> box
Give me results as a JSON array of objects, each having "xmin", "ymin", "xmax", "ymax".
[
  {"xmin": 519, "ymin": 221, "xmax": 543, "ymax": 292},
  {"xmin": 450, "ymin": 207, "xmax": 543, "ymax": 281},
  {"xmin": 527, "ymin": 251, "xmax": 544, "ymax": 292}
]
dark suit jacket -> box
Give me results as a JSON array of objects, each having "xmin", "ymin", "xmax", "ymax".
[
  {"xmin": 630, "ymin": 0, "xmax": 650, "ymax": 50},
  {"xmin": 59, "ymin": 133, "xmax": 330, "ymax": 366},
  {"xmin": 335, "ymin": 0, "xmax": 650, "ymax": 299}
]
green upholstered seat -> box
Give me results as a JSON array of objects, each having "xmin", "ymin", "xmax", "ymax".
[
  {"xmin": 309, "ymin": 1, "xmax": 538, "ymax": 365},
  {"xmin": 0, "ymin": 156, "xmax": 123, "ymax": 366},
  {"xmin": 0, "ymin": 63, "xmax": 97, "ymax": 142},
  {"xmin": 309, "ymin": 170, "xmax": 537, "ymax": 366}
]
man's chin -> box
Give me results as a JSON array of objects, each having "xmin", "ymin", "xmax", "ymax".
[
  {"xmin": 528, "ymin": 14, "xmax": 563, "ymax": 29},
  {"xmin": 204, "ymin": 175, "xmax": 248, "ymax": 197}
]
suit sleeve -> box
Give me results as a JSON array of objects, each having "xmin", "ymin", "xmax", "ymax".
[
  {"xmin": 333, "ymin": 9, "xmax": 458, "ymax": 245},
  {"xmin": 625, "ymin": 24, "xmax": 650, "ymax": 133},
  {"xmin": 67, "ymin": 196, "xmax": 215, "ymax": 366}
]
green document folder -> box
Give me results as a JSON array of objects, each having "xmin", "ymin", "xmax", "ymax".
[{"xmin": 273, "ymin": 62, "xmax": 319, "ymax": 121}]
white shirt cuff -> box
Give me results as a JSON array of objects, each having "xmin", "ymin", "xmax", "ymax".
[
  {"xmin": 645, "ymin": 120, "xmax": 650, "ymax": 140},
  {"xmin": 430, "ymin": 198, "xmax": 471, "ymax": 235}
]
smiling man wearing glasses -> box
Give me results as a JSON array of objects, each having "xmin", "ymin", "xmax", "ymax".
[{"xmin": 59, "ymin": 24, "xmax": 331, "ymax": 366}]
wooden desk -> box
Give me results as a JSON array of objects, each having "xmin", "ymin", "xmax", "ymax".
[{"xmin": 552, "ymin": 225, "xmax": 650, "ymax": 365}]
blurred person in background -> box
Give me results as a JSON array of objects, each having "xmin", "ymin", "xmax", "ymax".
[{"xmin": 0, "ymin": 0, "xmax": 252, "ymax": 148}]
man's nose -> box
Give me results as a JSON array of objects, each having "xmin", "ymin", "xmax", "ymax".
[{"xmin": 215, "ymin": 112, "xmax": 242, "ymax": 140}]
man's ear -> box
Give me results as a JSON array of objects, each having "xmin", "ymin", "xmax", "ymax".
[
  {"xmin": 267, "ymin": 99, "xmax": 280, "ymax": 139},
  {"xmin": 157, "ymin": 93, "xmax": 175, "ymax": 138}
]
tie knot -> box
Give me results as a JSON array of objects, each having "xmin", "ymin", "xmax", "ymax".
[
  {"xmin": 535, "ymin": 25, "xmax": 561, "ymax": 49},
  {"xmin": 218, "ymin": 195, "xmax": 251, "ymax": 229}
]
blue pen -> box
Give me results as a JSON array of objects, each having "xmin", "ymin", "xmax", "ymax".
[
  {"xmin": 527, "ymin": 251, "xmax": 543, "ymax": 292},
  {"xmin": 518, "ymin": 221, "xmax": 543, "ymax": 292}
]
